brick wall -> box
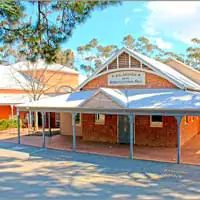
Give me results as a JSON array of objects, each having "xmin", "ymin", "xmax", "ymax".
[
  {"xmin": 82, "ymin": 114, "xmax": 117, "ymax": 143},
  {"xmin": 80, "ymin": 114, "xmax": 200, "ymax": 147},
  {"xmin": 60, "ymin": 113, "xmax": 82, "ymax": 136},
  {"xmin": 181, "ymin": 116, "xmax": 200, "ymax": 146},
  {"xmin": 83, "ymin": 71, "xmax": 177, "ymax": 90},
  {"xmin": 135, "ymin": 115, "xmax": 177, "ymax": 147}
]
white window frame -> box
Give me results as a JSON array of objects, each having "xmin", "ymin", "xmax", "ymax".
[
  {"xmin": 95, "ymin": 113, "xmax": 105, "ymax": 125},
  {"xmin": 150, "ymin": 115, "xmax": 163, "ymax": 128}
]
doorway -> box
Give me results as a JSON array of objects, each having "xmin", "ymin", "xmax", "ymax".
[{"xmin": 118, "ymin": 115, "xmax": 130, "ymax": 144}]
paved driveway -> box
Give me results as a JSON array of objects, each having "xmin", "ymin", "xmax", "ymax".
[{"xmin": 0, "ymin": 142, "xmax": 200, "ymax": 200}]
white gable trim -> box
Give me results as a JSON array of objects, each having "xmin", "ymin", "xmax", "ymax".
[
  {"xmin": 77, "ymin": 47, "xmax": 199, "ymax": 90},
  {"xmin": 79, "ymin": 88, "xmax": 124, "ymax": 108}
]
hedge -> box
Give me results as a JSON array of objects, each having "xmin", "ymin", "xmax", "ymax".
[{"xmin": 0, "ymin": 119, "xmax": 20, "ymax": 130}]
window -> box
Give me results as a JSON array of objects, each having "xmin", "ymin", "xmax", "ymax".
[
  {"xmin": 72, "ymin": 113, "xmax": 81, "ymax": 126},
  {"xmin": 95, "ymin": 114, "xmax": 105, "ymax": 124},
  {"xmin": 55, "ymin": 113, "xmax": 60, "ymax": 128},
  {"xmin": 75, "ymin": 113, "xmax": 81, "ymax": 126},
  {"xmin": 57, "ymin": 86, "xmax": 72, "ymax": 93},
  {"xmin": 150, "ymin": 115, "xmax": 163, "ymax": 127}
]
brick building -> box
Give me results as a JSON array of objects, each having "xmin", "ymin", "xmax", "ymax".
[
  {"xmin": 0, "ymin": 60, "xmax": 80, "ymax": 127},
  {"xmin": 18, "ymin": 47, "xmax": 200, "ymax": 163}
]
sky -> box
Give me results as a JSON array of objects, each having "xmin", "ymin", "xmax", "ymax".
[{"xmin": 60, "ymin": 1, "xmax": 200, "ymax": 68}]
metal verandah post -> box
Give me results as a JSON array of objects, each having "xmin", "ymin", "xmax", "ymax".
[
  {"xmin": 176, "ymin": 116, "xmax": 183, "ymax": 164},
  {"xmin": 72, "ymin": 112, "xmax": 77, "ymax": 152},
  {"xmin": 129, "ymin": 113, "xmax": 134, "ymax": 159},
  {"xmin": 29, "ymin": 111, "xmax": 32, "ymax": 130},
  {"xmin": 17, "ymin": 109, "xmax": 20, "ymax": 144},
  {"xmin": 42, "ymin": 112, "xmax": 46, "ymax": 148},
  {"xmin": 48, "ymin": 112, "xmax": 52, "ymax": 136}
]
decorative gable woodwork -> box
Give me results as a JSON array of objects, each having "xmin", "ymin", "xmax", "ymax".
[
  {"xmin": 108, "ymin": 59, "xmax": 117, "ymax": 70},
  {"xmin": 107, "ymin": 51, "xmax": 153, "ymax": 72},
  {"xmin": 131, "ymin": 57, "xmax": 140, "ymax": 68},
  {"xmin": 81, "ymin": 92, "xmax": 122, "ymax": 109},
  {"xmin": 118, "ymin": 52, "xmax": 129, "ymax": 68}
]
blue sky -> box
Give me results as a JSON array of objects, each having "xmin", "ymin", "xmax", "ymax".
[
  {"xmin": 22, "ymin": 1, "xmax": 200, "ymax": 70},
  {"xmin": 61, "ymin": 1, "xmax": 200, "ymax": 68}
]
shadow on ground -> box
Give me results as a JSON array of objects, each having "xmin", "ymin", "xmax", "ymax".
[{"xmin": 0, "ymin": 142, "xmax": 200, "ymax": 200}]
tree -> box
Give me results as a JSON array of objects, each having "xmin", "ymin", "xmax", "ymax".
[
  {"xmin": 55, "ymin": 48, "xmax": 75, "ymax": 68},
  {"xmin": 10, "ymin": 60, "xmax": 75, "ymax": 129},
  {"xmin": 0, "ymin": 1, "xmax": 119, "ymax": 63},
  {"xmin": 186, "ymin": 38, "xmax": 200, "ymax": 69},
  {"xmin": 122, "ymin": 34, "xmax": 135, "ymax": 48},
  {"xmin": 77, "ymin": 39, "xmax": 118, "ymax": 76},
  {"xmin": 122, "ymin": 35, "xmax": 184, "ymax": 62}
]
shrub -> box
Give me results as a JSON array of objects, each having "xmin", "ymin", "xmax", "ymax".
[
  {"xmin": 0, "ymin": 119, "xmax": 9, "ymax": 130},
  {"xmin": 8, "ymin": 119, "xmax": 18, "ymax": 128},
  {"xmin": 0, "ymin": 119, "xmax": 21, "ymax": 130}
]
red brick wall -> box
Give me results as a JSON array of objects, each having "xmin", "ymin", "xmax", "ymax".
[
  {"xmin": 0, "ymin": 105, "xmax": 26, "ymax": 120},
  {"xmin": 82, "ymin": 114, "xmax": 118, "ymax": 143},
  {"xmin": 83, "ymin": 71, "xmax": 177, "ymax": 90},
  {"xmin": 181, "ymin": 116, "xmax": 200, "ymax": 146},
  {"xmin": 135, "ymin": 115, "xmax": 177, "ymax": 147}
]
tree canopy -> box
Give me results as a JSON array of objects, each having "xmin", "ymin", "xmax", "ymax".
[
  {"xmin": 0, "ymin": 0, "xmax": 119, "ymax": 64},
  {"xmin": 77, "ymin": 35, "xmax": 200, "ymax": 76}
]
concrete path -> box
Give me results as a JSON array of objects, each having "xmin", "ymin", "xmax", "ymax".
[{"xmin": 0, "ymin": 142, "xmax": 200, "ymax": 200}]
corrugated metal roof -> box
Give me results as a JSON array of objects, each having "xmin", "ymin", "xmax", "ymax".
[
  {"xmin": 0, "ymin": 65, "xmax": 32, "ymax": 90},
  {"xmin": 10, "ymin": 60, "xmax": 78, "ymax": 74},
  {"xmin": 17, "ymin": 88, "xmax": 200, "ymax": 113}
]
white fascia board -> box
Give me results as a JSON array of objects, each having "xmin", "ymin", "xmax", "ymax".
[{"xmin": 17, "ymin": 105, "xmax": 200, "ymax": 116}]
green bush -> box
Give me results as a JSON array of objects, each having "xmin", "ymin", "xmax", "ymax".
[
  {"xmin": 0, "ymin": 119, "xmax": 21, "ymax": 130},
  {"xmin": 8, "ymin": 119, "xmax": 18, "ymax": 128},
  {"xmin": 0, "ymin": 119, "xmax": 9, "ymax": 130}
]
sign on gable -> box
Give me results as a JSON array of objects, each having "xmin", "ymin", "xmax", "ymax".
[{"xmin": 108, "ymin": 71, "xmax": 145, "ymax": 86}]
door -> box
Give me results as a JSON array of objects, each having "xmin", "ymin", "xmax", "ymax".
[{"xmin": 118, "ymin": 115, "xmax": 130, "ymax": 144}]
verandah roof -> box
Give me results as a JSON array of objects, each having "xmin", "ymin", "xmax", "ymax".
[{"xmin": 17, "ymin": 88, "xmax": 200, "ymax": 116}]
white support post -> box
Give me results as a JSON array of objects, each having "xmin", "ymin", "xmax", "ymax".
[
  {"xmin": 176, "ymin": 116, "xmax": 183, "ymax": 164},
  {"xmin": 72, "ymin": 112, "xmax": 77, "ymax": 152},
  {"xmin": 17, "ymin": 109, "xmax": 20, "ymax": 144},
  {"xmin": 129, "ymin": 55, "xmax": 131, "ymax": 68},
  {"xmin": 140, "ymin": 61, "xmax": 143, "ymax": 68},
  {"xmin": 29, "ymin": 111, "xmax": 32, "ymax": 130},
  {"xmin": 129, "ymin": 113, "xmax": 134, "ymax": 159},
  {"xmin": 48, "ymin": 112, "xmax": 52, "ymax": 136},
  {"xmin": 11, "ymin": 105, "xmax": 14, "ymax": 119},
  {"xmin": 42, "ymin": 112, "xmax": 46, "ymax": 148}
]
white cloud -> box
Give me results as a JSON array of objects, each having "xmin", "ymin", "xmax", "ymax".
[
  {"xmin": 144, "ymin": 1, "xmax": 200, "ymax": 44},
  {"xmin": 155, "ymin": 38, "xmax": 173, "ymax": 49},
  {"xmin": 124, "ymin": 17, "xmax": 130, "ymax": 25}
]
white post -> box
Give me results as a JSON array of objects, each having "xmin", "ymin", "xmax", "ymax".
[
  {"xmin": 17, "ymin": 109, "xmax": 20, "ymax": 144},
  {"xmin": 129, "ymin": 113, "xmax": 134, "ymax": 159},
  {"xmin": 129, "ymin": 55, "xmax": 131, "ymax": 68},
  {"xmin": 10, "ymin": 105, "xmax": 14, "ymax": 119},
  {"xmin": 42, "ymin": 112, "xmax": 46, "ymax": 148},
  {"xmin": 29, "ymin": 111, "xmax": 32, "ymax": 130},
  {"xmin": 48, "ymin": 112, "xmax": 51, "ymax": 136},
  {"xmin": 176, "ymin": 116, "xmax": 183, "ymax": 164},
  {"xmin": 72, "ymin": 112, "xmax": 76, "ymax": 152}
]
